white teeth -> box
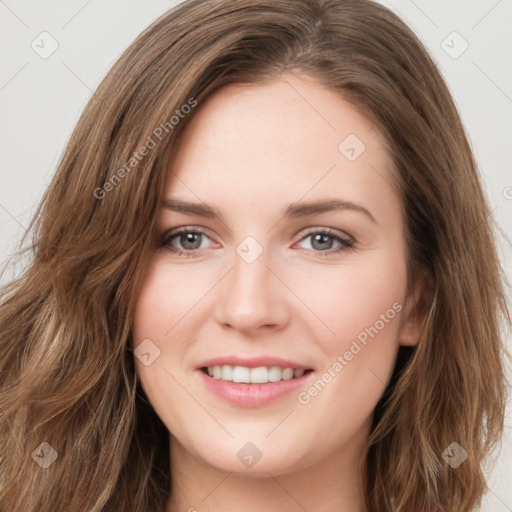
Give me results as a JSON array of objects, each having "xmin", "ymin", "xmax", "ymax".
[
  {"xmin": 221, "ymin": 365, "xmax": 233, "ymax": 381},
  {"xmin": 232, "ymin": 366, "xmax": 250, "ymax": 383},
  {"xmin": 250, "ymin": 366, "xmax": 268, "ymax": 383},
  {"xmin": 205, "ymin": 365, "xmax": 308, "ymax": 383},
  {"xmin": 268, "ymin": 366, "xmax": 282, "ymax": 382},
  {"xmin": 281, "ymin": 368, "xmax": 294, "ymax": 380}
]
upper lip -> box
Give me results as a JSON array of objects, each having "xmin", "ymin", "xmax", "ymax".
[{"xmin": 197, "ymin": 356, "xmax": 312, "ymax": 370}]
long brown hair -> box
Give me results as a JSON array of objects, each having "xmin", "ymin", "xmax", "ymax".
[{"xmin": 1, "ymin": 0, "xmax": 509, "ymax": 510}]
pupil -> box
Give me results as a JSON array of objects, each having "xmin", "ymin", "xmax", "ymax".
[
  {"xmin": 182, "ymin": 232, "xmax": 201, "ymax": 249},
  {"xmin": 312, "ymin": 234, "xmax": 332, "ymax": 250}
]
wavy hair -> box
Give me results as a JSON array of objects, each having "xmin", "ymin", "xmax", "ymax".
[{"xmin": 0, "ymin": 0, "xmax": 510, "ymax": 510}]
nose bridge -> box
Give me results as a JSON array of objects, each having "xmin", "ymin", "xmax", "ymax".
[{"xmin": 214, "ymin": 235, "xmax": 288, "ymax": 332}]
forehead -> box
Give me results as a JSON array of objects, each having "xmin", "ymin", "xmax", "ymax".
[{"xmin": 166, "ymin": 73, "xmax": 397, "ymax": 223}]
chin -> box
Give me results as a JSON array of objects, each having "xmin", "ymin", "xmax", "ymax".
[{"xmin": 181, "ymin": 434, "xmax": 310, "ymax": 476}]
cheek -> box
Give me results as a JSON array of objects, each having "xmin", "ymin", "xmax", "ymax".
[
  {"xmin": 131, "ymin": 260, "xmax": 185, "ymax": 390},
  {"xmin": 289, "ymin": 256, "xmax": 407, "ymax": 445},
  {"xmin": 131, "ymin": 260, "xmax": 196, "ymax": 435},
  {"xmin": 292, "ymin": 247, "xmax": 407, "ymax": 388},
  {"xmin": 132, "ymin": 257, "xmax": 204, "ymax": 346}
]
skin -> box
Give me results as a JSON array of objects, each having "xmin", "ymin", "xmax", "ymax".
[{"xmin": 132, "ymin": 72, "xmax": 426, "ymax": 512}]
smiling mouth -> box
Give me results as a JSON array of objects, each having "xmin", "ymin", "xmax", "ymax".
[{"xmin": 201, "ymin": 365, "xmax": 314, "ymax": 384}]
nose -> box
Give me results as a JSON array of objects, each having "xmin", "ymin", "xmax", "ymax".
[{"xmin": 213, "ymin": 245, "xmax": 290, "ymax": 334}]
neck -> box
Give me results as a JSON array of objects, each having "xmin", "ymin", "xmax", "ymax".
[{"xmin": 166, "ymin": 426, "xmax": 370, "ymax": 512}]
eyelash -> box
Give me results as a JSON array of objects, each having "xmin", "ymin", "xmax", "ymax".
[{"xmin": 161, "ymin": 227, "xmax": 355, "ymax": 258}]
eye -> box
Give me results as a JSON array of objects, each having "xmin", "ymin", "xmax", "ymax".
[
  {"xmin": 162, "ymin": 227, "xmax": 216, "ymax": 257},
  {"xmin": 161, "ymin": 226, "xmax": 354, "ymax": 258},
  {"xmin": 295, "ymin": 228, "xmax": 354, "ymax": 256}
]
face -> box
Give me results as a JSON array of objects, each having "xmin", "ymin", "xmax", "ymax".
[{"xmin": 132, "ymin": 73, "xmax": 423, "ymax": 476}]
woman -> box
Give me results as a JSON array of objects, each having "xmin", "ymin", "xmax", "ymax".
[{"xmin": 0, "ymin": 0, "xmax": 509, "ymax": 510}]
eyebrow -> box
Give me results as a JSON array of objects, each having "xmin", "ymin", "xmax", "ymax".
[{"xmin": 161, "ymin": 198, "xmax": 377, "ymax": 224}]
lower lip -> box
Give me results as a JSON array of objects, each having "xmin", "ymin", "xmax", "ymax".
[{"xmin": 197, "ymin": 369, "xmax": 313, "ymax": 408}]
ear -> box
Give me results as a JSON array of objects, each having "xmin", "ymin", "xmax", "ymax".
[{"xmin": 398, "ymin": 272, "xmax": 432, "ymax": 347}]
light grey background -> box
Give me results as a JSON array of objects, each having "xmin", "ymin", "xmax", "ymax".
[{"xmin": 1, "ymin": 1, "xmax": 511, "ymax": 509}]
